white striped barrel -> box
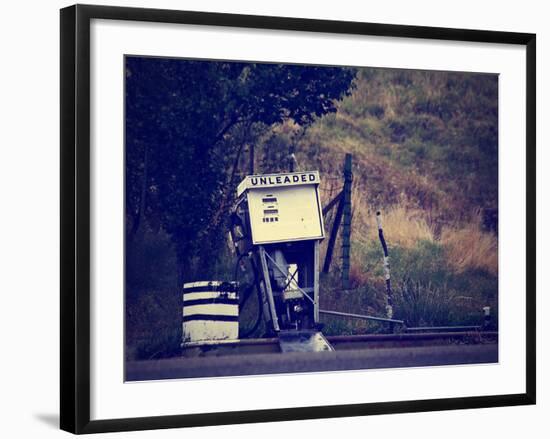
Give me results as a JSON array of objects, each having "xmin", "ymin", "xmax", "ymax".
[{"xmin": 182, "ymin": 281, "xmax": 239, "ymax": 344}]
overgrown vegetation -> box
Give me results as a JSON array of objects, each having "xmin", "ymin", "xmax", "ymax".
[
  {"xmin": 125, "ymin": 61, "xmax": 498, "ymax": 359},
  {"xmin": 264, "ymin": 68, "xmax": 498, "ymax": 335}
]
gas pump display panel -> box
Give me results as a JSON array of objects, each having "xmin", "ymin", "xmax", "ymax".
[{"xmin": 238, "ymin": 172, "xmax": 325, "ymax": 245}]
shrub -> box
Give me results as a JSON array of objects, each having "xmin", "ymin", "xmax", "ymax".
[{"xmin": 126, "ymin": 289, "xmax": 181, "ymax": 360}]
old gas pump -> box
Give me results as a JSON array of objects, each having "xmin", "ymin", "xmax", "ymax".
[{"xmin": 231, "ymin": 171, "xmax": 333, "ymax": 352}]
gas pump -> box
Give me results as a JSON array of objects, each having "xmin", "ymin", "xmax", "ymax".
[{"xmin": 231, "ymin": 171, "xmax": 333, "ymax": 352}]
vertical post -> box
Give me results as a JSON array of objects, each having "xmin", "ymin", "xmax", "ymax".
[
  {"xmin": 314, "ymin": 240, "xmax": 320, "ymax": 324},
  {"xmin": 249, "ymin": 143, "xmax": 255, "ymax": 174},
  {"xmin": 288, "ymin": 145, "xmax": 296, "ymax": 172},
  {"xmin": 376, "ymin": 211, "xmax": 393, "ymax": 320},
  {"xmin": 341, "ymin": 153, "xmax": 352, "ymax": 290},
  {"xmin": 483, "ymin": 306, "xmax": 491, "ymax": 329}
]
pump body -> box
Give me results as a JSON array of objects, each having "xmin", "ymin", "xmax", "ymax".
[{"xmin": 232, "ymin": 171, "xmax": 326, "ymax": 337}]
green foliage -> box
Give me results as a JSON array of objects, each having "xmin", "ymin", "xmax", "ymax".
[
  {"xmin": 126, "ymin": 228, "xmax": 178, "ymax": 303},
  {"xmin": 124, "ymin": 57, "xmax": 357, "ymax": 354},
  {"xmin": 126, "ymin": 57, "xmax": 356, "ymax": 282},
  {"xmin": 318, "ymin": 272, "xmax": 388, "ymax": 335},
  {"xmin": 127, "ymin": 289, "xmax": 182, "ymax": 360},
  {"xmin": 125, "ymin": 228, "xmax": 180, "ymax": 360},
  {"xmin": 355, "ymin": 239, "xmax": 498, "ymax": 329},
  {"xmin": 393, "ymin": 281, "xmax": 465, "ymax": 327}
]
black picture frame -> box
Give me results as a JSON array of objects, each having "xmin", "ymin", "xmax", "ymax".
[{"xmin": 60, "ymin": 4, "xmax": 536, "ymax": 434}]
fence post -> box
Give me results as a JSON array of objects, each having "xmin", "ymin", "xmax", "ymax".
[
  {"xmin": 249, "ymin": 144, "xmax": 255, "ymax": 174},
  {"xmin": 322, "ymin": 195, "xmax": 344, "ymax": 274},
  {"xmin": 341, "ymin": 153, "xmax": 352, "ymax": 290},
  {"xmin": 376, "ymin": 211, "xmax": 393, "ymax": 320}
]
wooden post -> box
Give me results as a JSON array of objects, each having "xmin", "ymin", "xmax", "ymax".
[
  {"xmin": 322, "ymin": 191, "xmax": 343, "ymax": 217},
  {"xmin": 341, "ymin": 153, "xmax": 352, "ymax": 290},
  {"xmin": 322, "ymin": 195, "xmax": 344, "ymax": 273},
  {"xmin": 249, "ymin": 144, "xmax": 255, "ymax": 174}
]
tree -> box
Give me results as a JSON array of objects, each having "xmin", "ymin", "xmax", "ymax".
[{"xmin": 125, "ymin": 57, "xmax": 356, "ymax": 282}]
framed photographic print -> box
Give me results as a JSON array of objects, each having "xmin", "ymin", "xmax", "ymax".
[{"xmin": 60, "ymin": 4, "xmax": 536, "ymax": 434}]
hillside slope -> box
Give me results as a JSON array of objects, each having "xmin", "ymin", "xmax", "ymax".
[
  {"xmin": 271, "ymin": 67, "xmax": 499, "ymax": 333},
  {"xmin": 292, "ymin": 68, "xmax": 498, "ymax": 224}
]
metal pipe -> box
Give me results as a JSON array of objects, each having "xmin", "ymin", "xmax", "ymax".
[
  {"xmin": 319, "ymin": 309, "xmax": 404, "ymax": 325},
  {"xmin": 326, "ymin": 331, "xmax": 497, "ymax": 343},
  {"xmin": 263, "ymin": 250, "xmax": 315, "ymax": 305},
  {"xmin": 405, "ymin": 325, "xmax": 481, "ymax": 332},
  {"xmin": 258, "ymin": 246, "xmax": 280, "ymax": 332}
]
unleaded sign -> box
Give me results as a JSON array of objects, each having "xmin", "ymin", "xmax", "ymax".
[{"xmin": 237, "ymin": 171, "xmax": 320, "ymax": 197}]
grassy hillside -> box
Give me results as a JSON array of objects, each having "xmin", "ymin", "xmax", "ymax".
[
  {"xmin": 296, "ymin": 68, "xmax": 498, "ymax": 220},
  {"xmin": 257, "ymin": 67, "xmax": 499, "ymax": 334}
]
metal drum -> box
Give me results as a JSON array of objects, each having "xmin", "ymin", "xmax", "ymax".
[{"xmin": 182, "ymin": 281, "xmax": 239, "ymax": 344}]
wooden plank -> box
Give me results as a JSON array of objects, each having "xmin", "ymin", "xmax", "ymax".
[
  {"xmin": 322, "ymin": 195, "xmax": 344, "ymax": 273},
  {"xmin": 322, "ymin": 190, "xmax": 343, "ymax": 216}
]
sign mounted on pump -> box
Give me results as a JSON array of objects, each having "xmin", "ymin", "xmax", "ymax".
[
  {"xmin": 236, "ymin": 171, "xmax": 325, "ymax": 245},
  {"xmin": 237, "ymin": 171, "xmax": 320, "ymax": 197}
]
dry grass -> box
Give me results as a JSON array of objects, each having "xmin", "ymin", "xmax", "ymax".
[
  {"xmin": 367, "ymin": 206, "xmax": 434, "ymax": 247},
  {"xmin": 319, "ymin": 167, "xmax": 497, "ymax": 280},
  {"xmin": 368, "ymin": 205, "xmax": 498, "ymax": 275},
  {"xmin": 441, "ymin": 215, "xmax": 498, "ymax": 276},
  {"xmin": 347, "ymin": 186, "xmax": 434, "ymax": 248}
]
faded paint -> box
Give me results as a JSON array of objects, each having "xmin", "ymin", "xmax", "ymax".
[{"xmin": 182, "ymin": 282, "xmax": 239, "ymax": 344}]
